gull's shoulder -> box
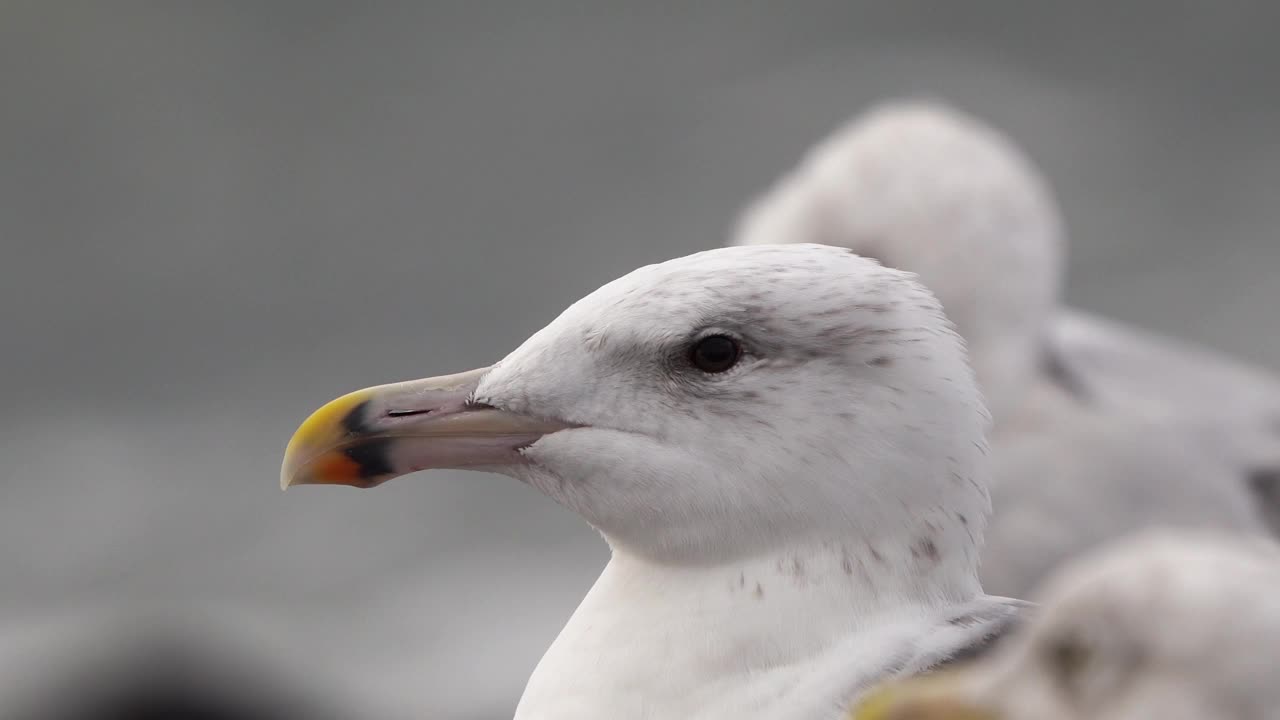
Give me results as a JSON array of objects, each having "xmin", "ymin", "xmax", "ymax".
[
  {"xmin": 922, "ymin": 595, "xmax": 1033, "ymax": 670},
  {"xmin": 1049, "ymin": 309, "xmax": 1280, "ymax": 535},
  {"xmin": 771, "ymin": 597, "xmax": 1032, "ymax": 720},
  {"xmin": 1051, "ymin": 309, "xmax": 1280, "ymax": 421}
]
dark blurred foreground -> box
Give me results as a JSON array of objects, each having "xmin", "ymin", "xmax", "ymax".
[{"xmin": 6, "ymin": 630, "xmax": 340, "ymax": 720}]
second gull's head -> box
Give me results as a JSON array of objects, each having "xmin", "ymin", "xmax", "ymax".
[{"xmin": 734, "ymin": 101, "xmax": 1065, "ymax": 421}]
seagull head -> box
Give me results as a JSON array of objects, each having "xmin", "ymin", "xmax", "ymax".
[
  {"xmin": 734, "ymin": 100, "xmax": 1065, "ymax": 421},
  {"xmin": 281, "ymin": 244, "xmax": 990, "ymax": 572},
  {"xmin": 852, "ymin": 530, "xmax": 1280, "ymax": 720},
  {"xmin": 969, "ymin": 530, "xmax": 1280, "ymax": 720}
]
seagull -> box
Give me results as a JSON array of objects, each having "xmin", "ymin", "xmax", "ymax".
[
  {"xmin": 280, "ymin": 244, "xmax": 1027, "ymax": 720},
  {"xmin": 733, "ymin": 100, "xmax": 1280, "ymax": 596},
  {"xmin": 849, "ymin": 528, "xmax": 1280, "ymax": 720}
]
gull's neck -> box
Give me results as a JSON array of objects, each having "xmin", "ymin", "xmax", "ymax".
[{"xmin": 515, "ymin": 537, "xmax": 982, "ymax": 720}]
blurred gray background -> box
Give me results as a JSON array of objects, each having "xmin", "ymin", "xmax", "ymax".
[{"xmin": 2, "ymin": 2, "xmax": 1277, "ymax": 718}]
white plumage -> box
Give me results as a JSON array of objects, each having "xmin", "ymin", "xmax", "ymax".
[{"xmin": 734, "ymin": 100, "xmax": 1280, "ymax": 597}]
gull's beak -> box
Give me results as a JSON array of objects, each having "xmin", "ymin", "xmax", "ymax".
[
  {"xmin": 280, "ymin": 367, "xmax": 574, "ymax": 490},
  {"xmin": 850, "ymin": 671, "xmax": 1000, "ymax": 720}
]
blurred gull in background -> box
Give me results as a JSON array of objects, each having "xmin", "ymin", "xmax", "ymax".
[
  {"xmin": 851, "ymin": 529, "xmax": 1280, "ymax": 720},
  {"xmin": 734, "ymin": 100, "xmax": 1280, "ymax": 596},
  {"xmin": 280, "ymin": 245, "xmax": 1027, "ymax": 719}
]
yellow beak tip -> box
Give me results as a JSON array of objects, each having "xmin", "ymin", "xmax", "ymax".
[{"xmin": 279, "ymin": 387, "xmax": 380, "ymax": 491}]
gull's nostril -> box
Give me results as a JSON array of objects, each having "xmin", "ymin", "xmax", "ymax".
[{"xmin": 386, "ymin": 408, "xmax": 434, "ymax": 418}]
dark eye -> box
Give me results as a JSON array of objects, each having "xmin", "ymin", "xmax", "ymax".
[{"xmin": 689, "ymin": 335, "xmax": 742, "ymax": 374}]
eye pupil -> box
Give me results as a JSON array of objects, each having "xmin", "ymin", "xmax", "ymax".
[{"xmin": 690, "ymin": 335, "xmax": 741, "ymax": 373}]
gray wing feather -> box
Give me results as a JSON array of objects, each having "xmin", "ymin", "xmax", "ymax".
[{"xmin": 1053, "ymin": 309, "xmax": 1280, "ymax": 535}]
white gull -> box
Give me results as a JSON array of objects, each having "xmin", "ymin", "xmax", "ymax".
[{"xmin": 280, "ymin": 244, "xmax": 1026, "ymax": 720}]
